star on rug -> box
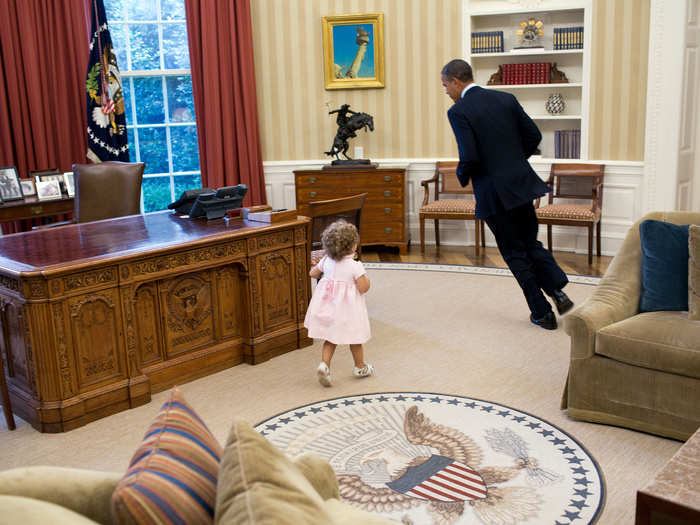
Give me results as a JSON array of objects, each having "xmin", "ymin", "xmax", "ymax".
[{"xmin": 255, "ymin": 392, "xmax": 604, "ymax": 525}]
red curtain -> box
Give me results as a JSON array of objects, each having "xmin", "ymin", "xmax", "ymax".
[
  {"xmin": 0, "ymin": 0, "xmax": 90, "ymax": 233},
  {"xmin": 184, "ymin": 0, "xmax": 266, "ymax": 206}
]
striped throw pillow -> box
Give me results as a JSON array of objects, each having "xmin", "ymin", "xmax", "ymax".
[{"xmin": 112, "ymin": 388, "xmax": 222, "ymax": 525}]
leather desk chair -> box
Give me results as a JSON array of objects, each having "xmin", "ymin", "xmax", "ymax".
[
  {"xmin": 307, "ymin": 193, "xmax": 367, "ymax": 265},
  {"xmin": 73, "ymin": 162, "xmax": 145, "ymax": 222}
]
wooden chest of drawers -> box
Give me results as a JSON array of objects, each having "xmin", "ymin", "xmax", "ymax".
[{"xmin": 294, "ymin": 168, "xmax": 408, "ymax": 253}]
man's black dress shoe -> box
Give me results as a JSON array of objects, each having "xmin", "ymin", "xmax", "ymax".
[
  {"xmin": 550, "ymin": 289, "xmax": 574, "ymax": 315},
  {"xmin": 530, "ymin": 311, "xmax": 557, "ymax": 330}
]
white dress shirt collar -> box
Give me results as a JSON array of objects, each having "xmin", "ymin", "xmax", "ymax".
[{"xmin": 461, "ymin": 83, "xmax": 477, "ymax": 98}]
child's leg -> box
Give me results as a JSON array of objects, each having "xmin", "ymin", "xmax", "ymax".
[
  {"xmin": 322, "ymin": 341, "xmax": 337, "ymax": 367},
  {"xmin": 349, "ymin": 344, "xmax": 365, "ymax": 367}
]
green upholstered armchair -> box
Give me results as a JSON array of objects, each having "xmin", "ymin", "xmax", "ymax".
[{"xmin": 561, "ymin": 211, "xmax": 700, "ymax": 441}]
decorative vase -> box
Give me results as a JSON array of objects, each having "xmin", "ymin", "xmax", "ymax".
[{"xmin": 545, "ymin": 93, "xmax": 566, "ymax": 114}]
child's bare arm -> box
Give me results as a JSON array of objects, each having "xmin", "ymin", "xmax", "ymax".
[
  {"xmin": 356, "ymin": 274, "xmax": 370, "ymax": 294},
  {"xmin": 309, "ymin": 264, "xmax": 322, "ymax": 278}
]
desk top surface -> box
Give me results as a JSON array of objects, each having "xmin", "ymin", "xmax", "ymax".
[{"xmin": 0, "ymin": 211, "xmax": 307, "ymax": 275}]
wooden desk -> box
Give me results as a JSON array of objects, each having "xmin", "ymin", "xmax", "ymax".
[
  {"xmin": 0, "ymin": 195, "xmax": 74, "ymax": 223},
  {"xmin": 0, "ymin": 212, "xmax": 312, "ymax": 432}
]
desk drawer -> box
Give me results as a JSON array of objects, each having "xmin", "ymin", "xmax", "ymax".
[
  {"xmin": 298, "ymin": 185, "xmax": 403, "ymax": 204},
  {"xmin": 364, "ymin": 203, "xmax": 405, "ymax": 220},
  {"xmin": 296, "ymin": 172, "xmax": 403, "ymax": 189}
]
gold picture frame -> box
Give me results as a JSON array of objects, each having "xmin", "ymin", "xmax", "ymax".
[{"xmin": 322, "ymin": 13, "xmax": 385, "ymax": 90}]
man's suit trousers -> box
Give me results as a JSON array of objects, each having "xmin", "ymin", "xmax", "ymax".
[{"xmin": 484, "ymin": 202, "xmax": 568, "ymax": 318}]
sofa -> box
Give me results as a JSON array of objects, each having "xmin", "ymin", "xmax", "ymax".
[
  {"xmin": 0, "ymin": 389, "xmax": 394, "ymax": 525},
  {"xmin": 561, "ymin": 211, "xmax": 700, "ymax": 441}
]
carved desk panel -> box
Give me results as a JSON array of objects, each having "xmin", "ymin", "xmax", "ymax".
[{"xmin": 0, "ymin": 212, "xmax": 312, "ymax": 432}]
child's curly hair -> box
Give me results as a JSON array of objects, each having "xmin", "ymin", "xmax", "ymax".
[{"xmin": 321, "ymin": 220, "xmax": 359, "ymax": 260}]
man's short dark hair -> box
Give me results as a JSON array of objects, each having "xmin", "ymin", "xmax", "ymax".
[{"xmin": 441, "ymin": 59, "xmax": 473, "ymax": 82}]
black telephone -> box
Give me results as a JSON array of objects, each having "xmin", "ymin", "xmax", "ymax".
[
  {"xmin": 167, "ymin": 188, "xmax": 214, "ymax": 214},
  {"xmin": 189, "ymin": 184, "xmax": 248, "ymax": 220}
]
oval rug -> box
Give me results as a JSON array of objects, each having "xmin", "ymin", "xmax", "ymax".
[{"xmin": 256, "ymin": 392, "xmax": 604, "ymax": 525}]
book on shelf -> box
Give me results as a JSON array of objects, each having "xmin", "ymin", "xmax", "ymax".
[
  {"xmin": 244, "ymin": 208, "xmax": 298, "ymax": 223},
  {"xmin": 471, "ymin": 30, "xmax": 503, "ymax": 53},
  {"xmin": 554, "ymin": 129, "xmax": 581, "ymax": 159},
  {"xmin": 553, "ymin": 27, "xmax": 583, "ymax": 50}
]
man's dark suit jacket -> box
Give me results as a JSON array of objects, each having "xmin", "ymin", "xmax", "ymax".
[{"xmin": 447, "ymin": 85, "xmax": 549, "ymax": 219}]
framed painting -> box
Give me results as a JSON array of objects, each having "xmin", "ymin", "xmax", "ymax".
[
  {"xmin": 0, "ymin": 166, "xmax": 24, "ymax": 201},
  {"xmin": 20, "ymin": 179, "xmax": 36, "ymax": 197},
  {"xmin": 322, "ymin": 13, "xmax": 385, "ymax": 90}
]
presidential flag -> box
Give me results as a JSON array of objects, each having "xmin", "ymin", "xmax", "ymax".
[{"xmin": 86, "ymin": 0, "xmax": 129, "ymax": 162}]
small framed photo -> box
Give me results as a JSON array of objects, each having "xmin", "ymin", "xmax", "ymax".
[
  {"xmin": 0, "ymin": 166, "xmax": 24, "ymax": 201},
  {"xmin": 322, "ymin": 13, "xmax": 385, "ymax": 90},
  {"xmin": 36, "ymin": 179, "xmax": 62, "ymax": 200},
  {"xmin": 35, "ymin": 173, "xmax": 65, "ymax": 194},
  {"xmin": 63, "ymin": 172, "xmax": 75, "ymax": 197},
  {"xmin": 20, "ymin": 179, "xmax": 36, "ymax": 197}
]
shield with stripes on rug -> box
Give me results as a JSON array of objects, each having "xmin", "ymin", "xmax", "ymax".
[{"xmin": 255, "ymin": 392, "xmax": 604, "ymax": 525}]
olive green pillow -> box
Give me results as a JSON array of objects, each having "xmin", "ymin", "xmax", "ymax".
[
  {"xmin": 690, "ymin": 225, "xmax": 700, "ymax": 320},
  {"xmin": 214, "ymin": 419, "xmax": 333, "ymax": 525}
]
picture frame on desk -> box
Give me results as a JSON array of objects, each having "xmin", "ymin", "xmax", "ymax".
[
  {"xmin": 0, "ymin": 166, "xmax": 24, "ymax": 201},
  {"xmin": 20, "ymin": 178, "xmax": 36, "ymax": 197},
  {"xmin": 63, "ymin": 172, "xmax": 75, "ymax": 197},
  {"xmin": 36, "ymin": 179, "xmax": 62, "ymax": 201},
  {"xmin": 35, "ymin": 172, "xmax": 66, "ymax": 194},
  {"xmin": 322, "ymin": 13, "xmax": 385, "ymax": 90}
]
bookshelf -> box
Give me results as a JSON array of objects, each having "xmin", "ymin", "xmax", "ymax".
[{"xmin": 465, "ymin": 0, "xmax": 592, "ymax": 161}]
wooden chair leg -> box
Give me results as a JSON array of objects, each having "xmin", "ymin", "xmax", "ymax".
[
  {"xmin": 420, "ymin": 215, "xmax": 426, "ymax": 253},
  {"xmin": 0, "ymin": 351, "xmax": 16, "ymax": 430},
  {"xmin": 480, "ymin": 220, "xmax": 486, "ymax": 248},
  {"xmin": 434, "ymin": 219, "xmax": 440, "ymax": 253},
  {"xmin": 596, "ymin": 221, "xmax": 601, "ymax": 257},
  {"xmin": 547, "ymin": 224, "xmax": 553, "ymax": 251},
  {"xmin": 474, "ymin": 219, "xmax": 480, "ymax": 256},
  {"xmin": 588, "ymin": 224, "xmax": 593, "ymax": 266}
]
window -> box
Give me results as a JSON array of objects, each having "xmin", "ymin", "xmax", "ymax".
[{"xmin": 106, "ymin": 0, "xmax": 201, "ymax": 213}]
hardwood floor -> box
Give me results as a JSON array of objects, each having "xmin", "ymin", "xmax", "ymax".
[{"xmin": 362, "ymin": 243, "xmax": 611, "ymax": 277}]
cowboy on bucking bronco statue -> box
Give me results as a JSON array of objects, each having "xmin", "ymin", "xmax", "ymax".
[{"xmin": 325, "ymin": 104, "xmax": 374, "ymax": 164}]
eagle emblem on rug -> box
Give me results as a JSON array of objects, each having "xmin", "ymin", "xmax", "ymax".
[{"xmin": 269, "ymin": 404, "xmax": 563, "ymax": 525}]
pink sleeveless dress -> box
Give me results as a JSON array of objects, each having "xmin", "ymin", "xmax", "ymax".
[{"xmin": 304, "ymin": 255, "xmax": 370, "ymax": 344}]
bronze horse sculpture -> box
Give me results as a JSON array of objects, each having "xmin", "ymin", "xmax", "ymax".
[{"xmin": 325, "ymin": 110, "xmax": 374, "ymax": 161}]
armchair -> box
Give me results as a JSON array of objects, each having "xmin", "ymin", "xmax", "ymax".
[
  {"xmin": 535, "ymin": 163, "xmax": 605, "ymax": 265},
  {"xmin": 419, "ymin": 161, "xmax": 485, "ymax": 255},
  {"xmin": 562, "ymin": 211, "xmax": 700, "ymax": 440}
]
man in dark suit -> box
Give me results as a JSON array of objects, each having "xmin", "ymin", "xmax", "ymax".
[{"xmin": 441, "ymin": 59, "xmax": 573, "ymax": 329}]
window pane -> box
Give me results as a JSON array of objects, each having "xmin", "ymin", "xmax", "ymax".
[
  {"xmin": 162, "ymin": 23, "xmax": 190, "ymax": 69},
  {"xmin": 105, "ymin": 0, "xmax": 126, "ymax": 21},
  {"xmin": 122, "ymin": 77, "xmax": 133, "ymax": 123},
  {"xmin": 170, "ymin": 126, "xmax": 200, "ymax": 172},
  {"xmin": 166, "ymin": 76, "xmax": 195, "ymax": 122},
  {"xmin": 133, "ymin": 77, "xmax": 165, "ymax": 124},
  {"xmin": 129, "ymin": 23, "xmax": 160, "ymax": 70},
  {"xmin": 138, "ymin": 127, "xmax": 169, "ymax": 174},
  {"xmin": 109, "ymin": 24, "xmax": 129, "ymax": 71},
  {"xmin": 173, "ymin": 174, "xmax": 203, "ymax": 196},
  {"xmin": 142, "ymin": 176, "xmax": 173, "ymax": 213},
  {"xmin": 127, "ymin": 127, "xmax": 135, "ymax": 161},
  {"xmin": 128, "ymin": 0, "xmax": 157, "ymax": 21},
  {"xmin": 161, "ymin": 0, "xmax": 185, "ymax": 20}
]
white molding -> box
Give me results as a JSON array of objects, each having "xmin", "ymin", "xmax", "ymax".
[
  {"xmin": 643, "ymin": 0, "xmax": 688, "ymax": 212},
  {"xmin": 263, "ymin": 158, "xmax": 644, "ymax": 257}
]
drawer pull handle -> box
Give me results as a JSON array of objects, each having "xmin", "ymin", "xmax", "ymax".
[
  {"xmin": 384, "ymin": 208, "xmax": 392, "ymax": 214},
  {"xmin": 309, "ymin": 191, "xmax": 317, "ymax": 198},
  {"xmin": 384, "ymin": 227, "xmax": 392, "ymax": 233},
  {"xmin": 309, "ymin": 177, "xmax": 316, "ymax": 184},
  {"xmin": 31, "ymin": 206, "xmax": 44, "ymax": 215},
  {"xmin": 383, "ymin": 190, "xmax": 391, "ymax": 197},
  {"xmin": 383, "ymin": 175, "xmax": 391, "ymax": 182}
]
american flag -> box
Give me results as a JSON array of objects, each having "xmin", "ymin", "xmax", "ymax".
[{"xmin": 387, "ymin": 455, "xmax": 488, "ymax": 502}]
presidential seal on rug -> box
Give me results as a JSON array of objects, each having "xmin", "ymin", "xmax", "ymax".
[{"xmin": 256, "ymin": 393, "xmax": 604, "ymax": 525}]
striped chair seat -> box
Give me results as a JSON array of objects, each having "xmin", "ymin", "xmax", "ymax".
[
  {"xmin": 536, "ymin": 204, "xmax": 599, "ymax": 222},
  {"xmin": 419, "ymin": 199, "xmax": 476, "ymax": 215}
]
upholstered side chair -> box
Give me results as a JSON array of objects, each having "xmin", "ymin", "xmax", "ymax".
[
  {"xmin": 419, "ymin": 161, "xmax": 484, "ymax": 255},
  {"xmin": 535, "ymin": 163, "xmax": 605, "ymax": 265}
]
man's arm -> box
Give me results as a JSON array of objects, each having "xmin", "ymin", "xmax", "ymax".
[
  {"xmin": 447, "ymin": 108, "xmax": 480, "ymax": 187},
  {"xmin": 514, "ymin": 99, "xmax": 542, "ymax": 158}
]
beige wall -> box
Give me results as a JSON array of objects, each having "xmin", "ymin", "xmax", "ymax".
[{"xmin": 251, "ymin": 0, "xmax": 650, "ymax": 162}]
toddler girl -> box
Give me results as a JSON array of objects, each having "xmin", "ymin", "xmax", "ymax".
[{"xmin": 304, "ymin": 220, "xmax": 373, "ymax": 387}]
